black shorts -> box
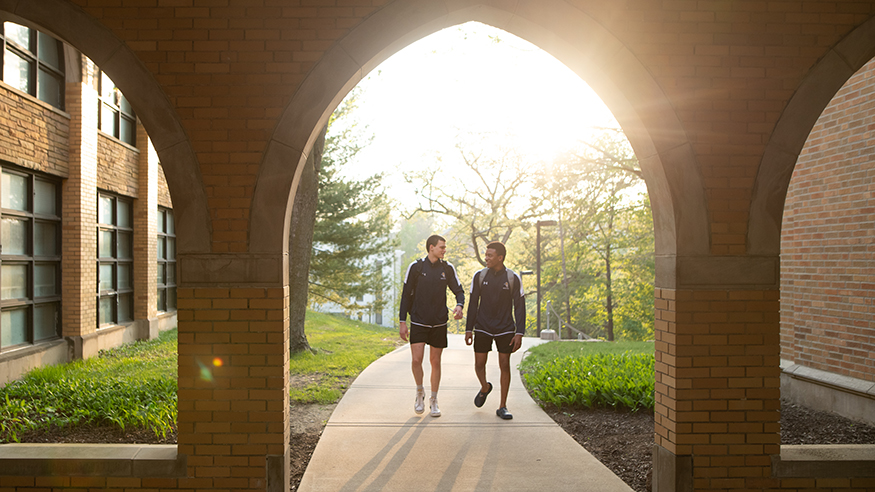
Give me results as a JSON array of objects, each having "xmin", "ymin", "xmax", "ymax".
[
  {"xmin": 410, "ymin": 324, "xmax": 448, "ymax": 348},
  {"xmin": 473, "ymin": 331, "xmax": 515, "ymax": 354}
]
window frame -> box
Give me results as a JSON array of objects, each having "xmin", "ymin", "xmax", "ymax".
[
  {"xmin": 0, "ymin": 165, "xmax": 62, "ymax": 351},
  {"xmin": 97, "ymin": 70, "xmax": 136, "ymax": 146},
  {"xmin": 96, "ymin": 192, "xmax": 134, "ymax": 327},
  {"xmin": 0, "ymin": 22, "xmax": 65, "ymax": 110},
  {"xmin": 157, "ymin": 207, "xmax": 176, "ymax": 313}
]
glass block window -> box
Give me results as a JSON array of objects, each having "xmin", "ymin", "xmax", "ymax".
[
  {"xmin": 97, "ymin": 193, "xmax": 133, "ymax": 326},
  {"xmin": 1, "ymin": 22, "xmax": 65, "ymax": 110},
  {"xmin": 157, "ymin": 207, "xmax": 176, "ymax": 312},
  {"xmin": 0, "ymin": 166, "xmax": 61, "ymax": 350},
  {"xmin": 98, "ymin": 71, "xmax": 136, "ymax": 145}
]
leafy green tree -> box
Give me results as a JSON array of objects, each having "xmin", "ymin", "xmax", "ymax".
[
  {"xmin": 288, "ymin": 89, "xmax": 396, "ymax": 355},
  {"xmin": 532, "ymin": 131, "xmax": 654, "ymax": 341}
]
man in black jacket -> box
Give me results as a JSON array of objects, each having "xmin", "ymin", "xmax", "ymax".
[
  {"xmin": 465, "ymin": 241, "xmax": 526, "ymax": 420},
  {"xmin": 399, "ymin": 234, "xmax": 465, "ymax": 417}
]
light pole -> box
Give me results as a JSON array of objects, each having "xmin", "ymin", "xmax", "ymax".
[{"xmin": 536, "ymin": 220, "xmax": 557, "ymax": 336}]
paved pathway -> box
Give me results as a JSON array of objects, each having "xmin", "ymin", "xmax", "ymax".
[{"xmin": 298, "ymin": 334, "xmax": 633, "ymax": 492}]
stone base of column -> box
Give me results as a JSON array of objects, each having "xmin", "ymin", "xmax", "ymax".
[{"xmin": 653, "ymin": 444, "xmax": 692, "ymax": 492}]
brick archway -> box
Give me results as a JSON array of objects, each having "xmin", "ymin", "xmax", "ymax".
[
  {"xmin": 0, "ymin": 0, "xmax": 211, "ymax": 255},
  {"xmin": 749, "ymin": 15, "xmax": 875, "ymax": 255},
  {"xmin": 250, "ymin": 0, "xmax": 711, "ymax": 281}
]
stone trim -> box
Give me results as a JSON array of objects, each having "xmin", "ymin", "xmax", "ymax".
[
  {"xmin": 0, "ymin": 444, "xmax": 185, "ymax": 478},
  {"xmin": 772, "ymin": 445, "xmax": 875, "ymax": 478}
]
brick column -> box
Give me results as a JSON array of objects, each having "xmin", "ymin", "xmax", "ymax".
[
  {"xmin": 654, "ymin": 285, "xmax": 782, "ymax": 491},
  {"xmin": 133, "ymin": 122, "xmax": 158, "ymax": 335},
  {"xmin": 61, "ymin": 54, "xmax": 98, "ymax": 342},
  {"xmin": 176, "ymin": 284, "xmax": 290, "ymax": 491}
]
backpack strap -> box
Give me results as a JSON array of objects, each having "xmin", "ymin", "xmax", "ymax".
[{"xmin": 477, "ymin": 267, "xmax": 517, "ymax": 294}]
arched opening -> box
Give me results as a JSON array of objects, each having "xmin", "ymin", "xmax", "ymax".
[
  {"xmin": 259, "ymin": 3, "xmax": 709, "ymax": 490},
  {"xmin": 779, "ymin": 56, "xmax": 875, "ymax": 429}
]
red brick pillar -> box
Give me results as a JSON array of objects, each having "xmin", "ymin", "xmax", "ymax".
[
  {"xmin": 133, "ymin": 122, "xmax": 157, "ymax": 333},
  {"xmin": 176, "ymin": 283, "xmax": 290, "ymax": 491},
  {"xmin": 61, "ymin": 53, "xmax": 98, "ymax": 344},
  {"xmin": 654, "ymin": 268, "xmax": 781, "ymax": 491}
]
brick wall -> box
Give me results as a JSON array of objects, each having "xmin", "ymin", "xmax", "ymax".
[
  {"xmin": 0, "ymin": 83, "xmax": 69, "ymax": 177},
  {"xmin": 60, "ymin": 55, "xmax": 99, "ymax": 337},
  {"xmin": 655, "ymin": 288, "xmax": 783, "ymax": 487},
  {"xmin": 780, "ymin": 57, "xmax": 875, "ymax": 383},
  {"xmin": 97, "ymin": 133, "xmax": 139, "ymax": 198},
  {"xmin": 176, "ymin": 286, "xmax": 290, "ymax": 490},
  {"xmin": 158, "ymin": 161, "xmax": 173, "ymax": 208}
]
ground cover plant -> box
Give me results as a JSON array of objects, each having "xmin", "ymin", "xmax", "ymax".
[
  {"xmin": 0, "ymin": 329, "xmax": 178, "ymax": 443},
  {"xmin": 521, "ymin": 340, "xmax": 654, "ymax": 410},
  {"xmin": 289, "ymin": 311, "xmax": 403, "ymax": 404}
]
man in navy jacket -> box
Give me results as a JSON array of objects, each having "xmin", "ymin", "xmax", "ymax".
[
  {"xmin": 399, "ymin": 234, "xmax": 465, "ymax": 417},
  {"xmin": 465, "ymin": 241, "xmax": 525, "ymax": 420}
]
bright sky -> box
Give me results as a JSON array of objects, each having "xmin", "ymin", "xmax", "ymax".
[{"xmin": 334, "ymin": 21, "xmax": 621, "ymax": 208}]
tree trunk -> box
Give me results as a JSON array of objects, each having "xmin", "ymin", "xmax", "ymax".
[
  {"xmin": 289, "ymin": 127, "xmax": 327, "ymax": 356},
  {"xmin": 604, "ymin": 208, "xmax": 615, "ymax": 341}
]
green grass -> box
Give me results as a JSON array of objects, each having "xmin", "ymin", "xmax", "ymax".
[
  {"xmin": 521, "ymin": 340, "xmax": 655, "ymax": 411},
  {"xmin": 0, "ymin": 313, "xmax": 401, "ymax": 443},
  {"xmin": 289, "ymin": 312, "xmax": 403, "ymax": 404},
  {"xmin": 0, "ymin": 329, "xmax": 178, "ymax": 443}
]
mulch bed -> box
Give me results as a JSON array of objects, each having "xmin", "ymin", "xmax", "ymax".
[{"xmin": 544, "ymin": 399, "xmax": 875, "ymax": 492}]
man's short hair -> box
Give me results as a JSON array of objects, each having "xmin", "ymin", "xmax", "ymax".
[
  {"xmin": 426, "ymin": 234, "xmax": 446, "ymax": 253},
  {"xmin": 486, "ymin": 241, "xmax": 506, "ymax": 259}
]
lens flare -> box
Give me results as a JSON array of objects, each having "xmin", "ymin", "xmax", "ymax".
[{"xmin": 213, "ymin": 358, "xmax": 223, "ymax": 367}]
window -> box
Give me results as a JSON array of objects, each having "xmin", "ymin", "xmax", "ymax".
[
  {"xmin": 0, "ymin": 22, "xmax": 65, "ymax": 110},
  {"xmin": 0, "ymin": 166, "xmax": 61, "ymax": 350},
  {"xmin": 157, "ymin": 207, "xmax": 176, "ymax": 312},
  {"xmin": 98, "ymin": 71, "xmax": 136, "ymax": 145},
  {"xmin": 97, "ymin": 193, "xmax": 133, "ymax": 326}
]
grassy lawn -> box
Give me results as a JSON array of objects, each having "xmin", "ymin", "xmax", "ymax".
[
  {"xmin": 0, "ymin": 329, "xmax": 178, "ymax": 443},
  {"xmin": 0, "ymin": 312, "xmax": 403, "ymax": 443},
  {"xmin": 289, "ymin": 312, "xmax": 403, "ymax": 404},
  {"xmin": 520, "ymin": 340, "xmax": 655, "ymax": 411}
]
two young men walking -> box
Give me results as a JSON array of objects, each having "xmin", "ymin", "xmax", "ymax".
[{"xmin": 399, "ymin": 235, "xmax": 526, "ymax": 420}]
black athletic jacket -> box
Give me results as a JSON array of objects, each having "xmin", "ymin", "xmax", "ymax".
[
  {"xmin": 465, "ymin": 266, "xmax": 526, "ymax": 337},
  {"xmin": 399, "ymin": 257, "xmax": 465, "ymax": 328}
]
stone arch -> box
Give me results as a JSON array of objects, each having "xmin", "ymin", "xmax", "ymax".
[
  {"xmin": 251, "ymin": 0, "xmax": 711, "ymax": 288},
  {"xmin": 0, "ymin": 0, "xmax": 211, "ymax": 254},
  {"xmin": 748, "ymin": 15, "xmax": 875, "ymax": 256}
]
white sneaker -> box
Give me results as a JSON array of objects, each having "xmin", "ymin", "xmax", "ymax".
[
  {"xmin": 414, "ymin": 390, "xmax": 425, "ymax": 414},
  {"xmin": 429, "ymin": 397, "xmax": 441, "ymax": 417}
]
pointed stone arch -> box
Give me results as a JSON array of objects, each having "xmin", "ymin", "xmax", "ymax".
[
  {"xmin": 0, "ymin": 0, "xmax": 211, "ymax": 254},
  {"xmin": 749, "ymin": 15, "xmax": 875, "ymax": 256},
  {"xmin": 250, "ymin": 0, "xmax": 711, "ymax": 290}
]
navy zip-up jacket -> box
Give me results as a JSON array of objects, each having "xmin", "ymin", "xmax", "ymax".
[
  {"xmin": 466, "ymin": 266, "xmax": 526, "ymax": 337},
  {"xmin": 399, "ymin": 257, "xmax": 465, "ymax": 328}
]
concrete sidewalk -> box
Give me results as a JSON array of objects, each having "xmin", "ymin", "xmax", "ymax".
[{"xmin": 298, "ymin": 334, "xmax": 633, "ymax": 492}]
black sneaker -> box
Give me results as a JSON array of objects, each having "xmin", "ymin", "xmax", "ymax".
[
  {"xmin": 474, "ymin": 382, "xmax": 492, "ymax": 408},
  {"xmin": 496, "ymin": 407, "xmax": 513, "ymax": 420}
]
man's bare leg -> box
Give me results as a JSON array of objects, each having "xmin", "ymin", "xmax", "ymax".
[
  {"xmin": 498, "ymin": 352, "xmax": 512, "ymax": 409},
  {"xmin": 475, "ymin": 352, "xmax": 490, "ymax": 393},
  {"xmin": 429, "ymin": 346, "xmax": 443, "ymax": 392},
  {"xmin": 410, "ymin": 342, "xmax": 425, "ymax": 386}
]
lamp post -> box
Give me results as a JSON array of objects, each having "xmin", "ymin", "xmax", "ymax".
[{"xmin": 536, "ymin": 220, "xmax": 557, "ymax": 336}]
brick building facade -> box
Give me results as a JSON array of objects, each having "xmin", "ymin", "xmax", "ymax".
[
  {"xmin": 780, "ymin": 57, "xmax": 875, "ymax": 425},
  {"xmin": 0, "ymin": 22, "xmax": 176, "ymax": 385},
  {"xmin": 0, "ymin": 1, "xmax": 873, "ymax": 492}
]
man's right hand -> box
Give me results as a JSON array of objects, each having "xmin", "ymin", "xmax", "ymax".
[
  {"xmin": 399, "ymin": 321, "xmax": 408, "ymax": 342},
  {"xmin": 465, "ymin": 331, "xmax": 473, "ymax": 346}
]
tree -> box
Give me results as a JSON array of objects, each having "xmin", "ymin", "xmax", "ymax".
[
  {"xmin": 288, "ymin": 89, "xmax": 397, "ymax": 355},
  {"xmin": 288, "ymin": 127, "xmax": 326, "ymax": 355},
  {"xmin": 404, "ymin": 144, "xmax": 545, "ymax": 266},
  {"xmin": 532, "ymin": 131, "xmax": 653, "ymax": 341}
]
